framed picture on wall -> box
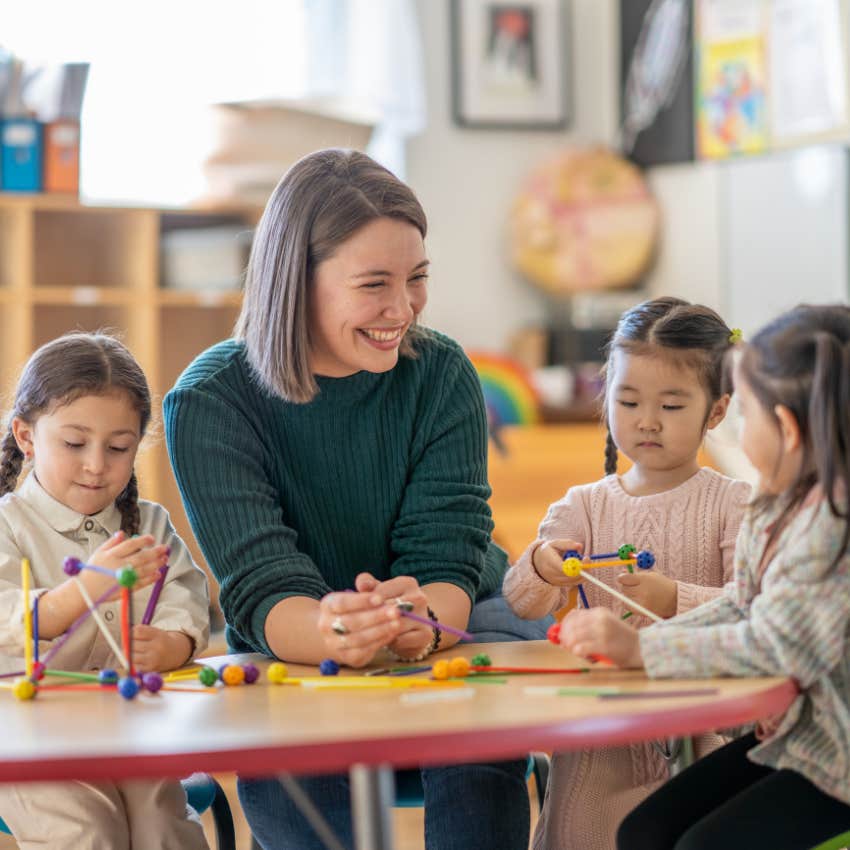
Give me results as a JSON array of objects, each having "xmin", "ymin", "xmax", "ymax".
[{"xmin": 451, "ymin": 0, "xmax": 570, "ymax": 130}]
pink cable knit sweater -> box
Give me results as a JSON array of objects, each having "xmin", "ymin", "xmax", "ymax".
[{"xmin": 503, "ymin": 468, "xmax": 751, "ymax": 850}]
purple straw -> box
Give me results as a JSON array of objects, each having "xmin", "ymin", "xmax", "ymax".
[
  {"xmin": 0, "ymin": 670, "xmax": 25, "ymax": 679},
  {"xmin": 400, "ymin": 609, "xmax": 474, "ymax": 642},
  {"xmin": 42, "ymin": 583, "xmax": 119, "ymax": 665},
  {"xmin": 32, "ymin": 595, "xmax": 39, "ymax": 663},
  {"xmin": 141, "ymin": 563, "xmax": 169, "ymax": 626}
]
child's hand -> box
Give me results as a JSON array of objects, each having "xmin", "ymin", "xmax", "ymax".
[
  {"xmin": 559, "ymin": 608, "xmax": 643, "ymax": 668},
  {"xmin": 85, "ymin": 532, "xmax": 170, "ymax": 600},
  {"xmin": 532, "ymin": 539, "xmax": 585, "ymax": 586},
  {"xmin": 131, "ymin": 625, "xmax": 193, "ymax": 673},
  {"xmin": 617, "ymin": 571, "xmax": 678, "ymax": 619}
]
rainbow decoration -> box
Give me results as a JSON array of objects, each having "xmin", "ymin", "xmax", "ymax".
[{"xmin": 467, "ymin": 352, "xmax": 540, "ymax": 426}]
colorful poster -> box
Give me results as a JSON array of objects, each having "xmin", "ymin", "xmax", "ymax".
[{"xmin": 696, "ymin": 0, "xmax": 768, "ymax": 159}]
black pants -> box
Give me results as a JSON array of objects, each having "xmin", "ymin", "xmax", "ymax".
[{"xmin": 617, "ymin": 733, "xmax": 850, "ymax": 850}]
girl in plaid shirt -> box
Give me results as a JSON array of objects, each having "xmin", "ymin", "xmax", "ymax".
[{"xmin": 559, "ymin": 304, "xmax": 850, "ymax": 850}]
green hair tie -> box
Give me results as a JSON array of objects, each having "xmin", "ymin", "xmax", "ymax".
[{"xmin": 728, "ymin": 328, "xmax": 743, "ymax": 344}]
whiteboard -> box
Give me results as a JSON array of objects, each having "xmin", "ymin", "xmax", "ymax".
[{"xmin": 721, "ymin": 145, "xmax": 850, "ymax": 335}]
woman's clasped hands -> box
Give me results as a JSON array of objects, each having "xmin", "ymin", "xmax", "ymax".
[{"xmin": 318, "ymin": 572, "xmax": 433, "ymax": 668}]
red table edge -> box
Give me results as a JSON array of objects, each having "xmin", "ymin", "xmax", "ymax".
[{"xmin": 0, "ymin": 679, "xmax": 798, "ymax": 784}]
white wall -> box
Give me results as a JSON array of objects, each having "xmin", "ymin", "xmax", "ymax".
[{"xmin": 407, "ymin": 0, "xmax": 620, "ymax": 350}]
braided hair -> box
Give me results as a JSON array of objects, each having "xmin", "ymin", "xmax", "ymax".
[
  {"xmin": 602, "ymin": 297, "xmax": 735, "ymax": 476},
  {"xmin": 2, "ymin": 333, "xmax": 151, "ymax": 533}
]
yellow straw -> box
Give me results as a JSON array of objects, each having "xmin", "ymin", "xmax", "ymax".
[{"xmin": 22, "ymin": 559, "xmax": 32, "ymax": 678}]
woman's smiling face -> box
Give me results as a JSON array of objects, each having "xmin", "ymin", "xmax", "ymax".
[{"xmin": 307, "ymin": 216, "xmax": 429, "ymax": 378}]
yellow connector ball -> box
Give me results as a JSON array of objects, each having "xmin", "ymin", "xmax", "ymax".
[
  {"xmin": 448, "ymin": 657, "xmax": 471, "ymax": 678},
  {"xmin": 562, "ymin": 557, "xmax": 583, "ymax": 577},
  {"xmin": 267, "ymin": 662, "xmax": 289, "ymax": 684},
  {"xmin": 431, "ymin": 659, "xmax": 450, "ymax": 680},
  {"xmin": 13, "ymin": 678, "xmax": 35, "ymax": 701}
]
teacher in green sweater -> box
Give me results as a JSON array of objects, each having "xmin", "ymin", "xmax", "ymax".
[{"xmin": 164, "ymin": 149, "xmax": 550, "ymax": 850}]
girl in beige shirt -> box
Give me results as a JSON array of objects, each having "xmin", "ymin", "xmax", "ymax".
[{"xmin": 0, "ymin": 333, "xmax": 209, "ymax": 850}]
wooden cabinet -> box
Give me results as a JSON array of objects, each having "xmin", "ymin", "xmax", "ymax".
[{"xmin": 0, "ymin": 194, "xmax": 258, "ymax": 618}]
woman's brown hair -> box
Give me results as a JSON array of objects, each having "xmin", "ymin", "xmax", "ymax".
[
  {"xmin": 235, "ymin": 148, "xmax": 428, "ymax": 403},
  {"xmin": 737, "ymin": 304, "xmax": 850, "ymax": 570},
  {"xmin": 602, "ymin": 296, "xmax": 735, "ymax": 475},
  {"xmin": 0, "ymin": 332, "xmax": 151, "ymax": 534}
]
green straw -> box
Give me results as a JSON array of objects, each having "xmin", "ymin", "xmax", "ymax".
[{"xmin": 44, "ymin": 669, "xmax": 102, "ymax": 683}]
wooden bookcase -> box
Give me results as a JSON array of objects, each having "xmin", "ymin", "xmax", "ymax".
[{"xmin": 0, "ymin": 193, "xmax": 259, "ymax": 617}]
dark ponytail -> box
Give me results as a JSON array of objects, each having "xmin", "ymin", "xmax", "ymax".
[{"xmin": 739, "ymin": 305, "xmax": 850, "ymax": 570}]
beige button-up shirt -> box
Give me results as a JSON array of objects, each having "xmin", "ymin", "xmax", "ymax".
[{"xmin": 0, "ymin": 473, "xmax": 209, "ymax": 675}]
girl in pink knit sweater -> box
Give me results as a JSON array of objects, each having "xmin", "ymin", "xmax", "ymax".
[{"xmin": 503, "ymin": 297, "xmax": 751, "ymax": 850}]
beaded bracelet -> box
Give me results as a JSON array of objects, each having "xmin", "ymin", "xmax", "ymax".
[{"xmin": 385, "ymin": 606, "xmax": 442, "ymax": 662}]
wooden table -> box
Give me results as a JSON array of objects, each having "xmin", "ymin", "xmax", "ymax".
[{"xmin": 0, "ymin": 641, "xmax": 797, "ymax": 850}]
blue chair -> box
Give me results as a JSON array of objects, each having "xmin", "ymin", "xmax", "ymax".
[{"xmin": 0, "ymin": 772, "xmax": 236, "ymax": 850}]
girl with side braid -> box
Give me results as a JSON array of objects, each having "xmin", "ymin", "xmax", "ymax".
[
  {"xmin": 503, "ymin": 297, "xmax": 751, "ymax": 850},
  {"xmin": 0, "ymin": 332, "xmax": 209, "ymax": 850}
]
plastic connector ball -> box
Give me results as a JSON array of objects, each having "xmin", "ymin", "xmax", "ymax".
[
  {"xmin": 267, "ymin": 662, "xmax": 288, "ymax": 684},
  {"xmin": 221, "ymin": 664, "xmax": 246, "ymax": 686},
  {"xmin": 618, "ymin": 544, "xmax": 636, "ymax": 561},
  {"xmin": 31, "ymin": 661, "xmax": 45, "ymax": 681},
  {"xmin": 636, "ymin": 550, "xmax": 656, "ymax": 570},
  {"xmin": 242, "ymin": 663, "xmax": 260, "ymax": 684},
  {"xmin": 198, "ymin": 666, "xmax": 218, "ymax": 686},
  {"xmin": 448, "ymin": 657, "xmax": 471, "ymax": 677},
  {"xmin": 116, "ymin": 566, "xmax": 138, "ymax": 588},
  {"xmin": 142, "ymin": 672, "xmax": 163, "ymax": 693},
  {"xmin": 431, "ymin": 659, "xmax": 450, "ymax": 680},
  {"xmin": 470, "ymin": 653, "xmax": 491, "ymax": 666},
  {"xmin": 546, "ymin": 623, "xmax": 561, "ymax": 644},
  {"xmin": 319, "ymin": 659, "xmax": 340, "ymax": 676},
  {"xmin": 99, "ymin": 668, "xmax": 119, "ymax": 685},
  {"xmin": 562, "ymin": 557, "xmax": 583, "ymax": 578},
  {"xmin": 63, "ymin": 556, "xmax": 82, "ymax": 576},
  {"xmin": 118, "ymin": 676, "xmax": 139, "ymax": 700},
  {"xmin": 13, "ymin": 678, "xmax": 35, "ymax": 700}
]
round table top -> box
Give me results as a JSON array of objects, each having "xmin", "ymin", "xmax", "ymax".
[{"xmin": 0, "ymin": 641, "xmax": 797, "ymax": 783}]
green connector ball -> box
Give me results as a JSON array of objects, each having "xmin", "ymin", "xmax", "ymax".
[
  {"xmin": 198, "ymin": 666, "xmax": 218, "ymax": 686},
  {"xmin": 116, "ymin": 566, "xmax": 138, "ymax": 588},
  {"xmin": 618, "ymin": 544, "xmax": 636, "ymax": 561},
  {"xmin": 470, "ymin": 653, "xmax": 491, "ymax": 667}
]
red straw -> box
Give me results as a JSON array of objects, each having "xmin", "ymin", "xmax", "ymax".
[
  {"xmin": 471, "ymin": 665, "xmax": 590, "ymax": 674},
  {"xmin": 121, "ymin": 587, "xmax": 133, "ymax": 676}
]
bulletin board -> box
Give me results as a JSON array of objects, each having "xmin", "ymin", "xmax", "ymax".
[{"xmin": 694, "ymin": 0, "xmax": 850, "ymax": 159}]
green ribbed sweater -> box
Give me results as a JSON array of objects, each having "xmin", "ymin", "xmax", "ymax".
[{"xmin": 163, "ymin": 329, "xmax": 507, "ymax": 655}]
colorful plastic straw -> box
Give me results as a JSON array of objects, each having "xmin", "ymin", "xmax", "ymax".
[
  {"xmin": 42, "ymin": 582, "xmax": 118, "ymax": 666},
  {"xmin": 32, "ymin": 594, "xmax": 39, "ymax": 664},
  {"xmin": 577, "ymin": 570, "xmax": 662, "ymax": 623},
  {"xmin": 399, "ymin": 609, "xmax": 474, "ymax": 642},
  {"xmin": 121, "ymin": 587, "xmax": 133, "ymax": 676},
  {"xmin": 73, "ymin": 578, "xmax": 129, "ymax": 669},
  {"xmin": 141, "ymin": 563, "xmax": 169, "ymax": 626},
  {"xmin": 22, "ymin": 559, "xmax": 32, "ymax": 677}
]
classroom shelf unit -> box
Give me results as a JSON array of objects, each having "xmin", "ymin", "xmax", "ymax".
[{"xmin": 0, "ymin": 193, "xmax": 258, "ymax": 615}]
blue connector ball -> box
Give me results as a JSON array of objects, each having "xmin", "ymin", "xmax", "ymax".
[
  {"xmin": 319, "ymin": 659, "xmax": 340, "ymax": 676},
  {"xmin": 636, "ymin": 550, "xmax": 655, "ymax": 570}
]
